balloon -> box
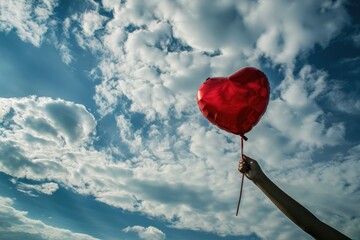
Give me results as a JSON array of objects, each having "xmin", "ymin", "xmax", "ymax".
[{"xmin": 197, "ymin": 67, "xmax": 270, "ymax": 140}]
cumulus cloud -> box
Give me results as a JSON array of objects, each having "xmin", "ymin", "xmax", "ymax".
[
  {"xmin": 107, "ymin": 64, "xmax": 353, "ymax": 238},
  {"xmin": 0, "ymin": 96, "xmax": 284, "ymax": 238},
  {"xmin": 264, "ymin": 66, "xmax": 345, "ymax": 149},
  {"xmin": 0, "ymin": 0, "xmax": 58, "ymax": 47},
  {"xmin": 123, "ymin": 225, "xmax": 166, "ymax": 240},
  {"xmin": 0, "ymin": 96, "xmax": 100, "ymax": 182},
  {"xmin": 0, "ymin": 91, "xmax": 357, "ymax": 239},
  {"xmin": 0, "ymin": 0, "xmax": 358, "ymax": 239},
  {"xmin": 82, "ymin": 0, "xmax": 349, "ymax": 121},
  {"xmin": 0, "ymin": 0, "xmax": 349, "ymax": 118},
  {"xmin": 248, "ymin": 0, "xmax": 348, "ymax": 64},
  {"xmin": 0, "ymin": 196, "xmax": 98, "ymax": 240}
]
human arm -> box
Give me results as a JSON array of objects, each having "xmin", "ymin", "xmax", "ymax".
[{"xmin": 238, "ymin": 155, "xmax": 351, "ymax": 240}]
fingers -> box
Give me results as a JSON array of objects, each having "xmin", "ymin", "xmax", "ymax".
[
  {"xmin": 239, "ymin": 154, "xmax": 258, "ymax": 173},
  {"xmin": 238, "ymin": 159, "xmax": 250, "ymax": 173}
]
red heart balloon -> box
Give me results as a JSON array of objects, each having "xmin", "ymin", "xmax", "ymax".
[{"xmin": 197, "ymin": 67, "xmax": 270, "ymax": 139}]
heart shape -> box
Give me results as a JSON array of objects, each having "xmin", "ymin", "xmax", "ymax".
[{"xmin": 197, "ymin": 67, "xmax": 270, "ymax": 139}]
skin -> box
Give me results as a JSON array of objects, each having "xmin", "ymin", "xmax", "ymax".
[{"xmin": 238, "ymin": 155, "xmax": 351, "ymax": 240}]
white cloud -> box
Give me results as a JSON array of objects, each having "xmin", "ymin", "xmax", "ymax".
[
  {"xmin": 352, "ymin": 31, "xmax": 360, "ymax": 47},
  {"xmin": 57, "ymin": 43, "xmax": 73, "ymax": 65},
  {"xmin": 45, "ymin": 17, "xmax": 74, "ymax": 65},
  {"xmin": 0, "ymin": 0, "xmax": 58, "ymax": 47},
  {"xmin": 101, "ymin": 0, "xmax": 121, "ymax": 13},
  {"xmin": 12, "ymin": 181, "xmax": 59, "ymax": 197},
  {"xmin": 273, "ymin": 144, "xmax": 360, "ymax": 238},
  {"xmin": 0, "ymin": 86, "xmax": 357, "ymax": 240},
  {"xmin": 0, "ymin": 196, "xmax": 98, "ymax": 240},
  {"xmin": 248, "ymin": 0, "xmax": 348, "ymax": 64},
  {"xmin": 1, "ymin": 0, "xmax": 349, "ymax": 118},
  {"xmin": 265, "ymin": 66, "xmax": 345, "ymax": 148},
  {"xmin": 205, "ymin": 65, "xmax": 346, "ymax": 173},
  {"xmin": 0, "ymin": 96, "xmax": 100, "ymax": 181},
  {"xmin": 326, "ymin": 77, "xmax": 360, "ymax": 114},
  {"xmin": 81, "ymin": 11, "xmax": 108, "ymax": 37},
  {"xmin": 123, "ymin": 225, "xmax": 166, "ymax": 240},
  {"xmin": 70, "ymin": 9, "xmax": 106, "ymax": 54},
  {"xmin": 115, "ymin": 114, "xmax": 143, "ymax": 153},
  {"xmin": 88, "ymin": 0, "xmax": 349, "ymax": 120},
  {"xmin": 0, "ymin": 0, "xmax": 358, "ymax": 239}
]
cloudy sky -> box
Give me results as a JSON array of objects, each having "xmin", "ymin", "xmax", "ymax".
[{"xmin": 0, "ymin": 0, "xmax": 359, "ymax": 239}]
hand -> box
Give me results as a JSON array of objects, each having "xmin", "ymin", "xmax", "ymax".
[{"xmin": 238, "ymin": 155, "xmax": 263, "ymax": 182}]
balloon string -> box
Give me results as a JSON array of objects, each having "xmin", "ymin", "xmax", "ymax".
[
  {"xmin": 236, "ymin": 137, "xmax": 245, "ymax": 216},
  {"xmin": 241, "ymin": 136, "xmax": 244, "ymax": 157}
]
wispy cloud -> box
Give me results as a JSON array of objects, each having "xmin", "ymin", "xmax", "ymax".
[
  {"xmin": 123, "ymin": 225, "xmax": 166, "ymax": 240},
  {"xmin": 10, "ymin": 180, "xmax": 59, "ymax": 197},
  {"xmin": 0, "ymin": 196, "xmax": 98, "ymax": 240},
  {"xmin": 0, "ymin": 0, "xmax": 58, "ymax": 47},
  {"xmin": 326, "ymin": 82, "xmax": 360, "ymax": 114}
]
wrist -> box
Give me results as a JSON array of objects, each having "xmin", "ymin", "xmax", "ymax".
[{"xmin": 253, "ymin": 170, "xmax": 266, "ymax": 185}]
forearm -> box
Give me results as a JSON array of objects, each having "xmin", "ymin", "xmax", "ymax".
[
  {"xmin": 253, "ymin": 172, "xmax": 351, "ymax": 239},
  {"xmin": 254, "ymin": 173, "xmax": 317, "ymax": 230}
]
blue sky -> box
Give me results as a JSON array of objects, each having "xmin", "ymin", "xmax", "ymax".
[{"xmin": 0, "ymin": 0, "xmax": 359, "ymax": 240}]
